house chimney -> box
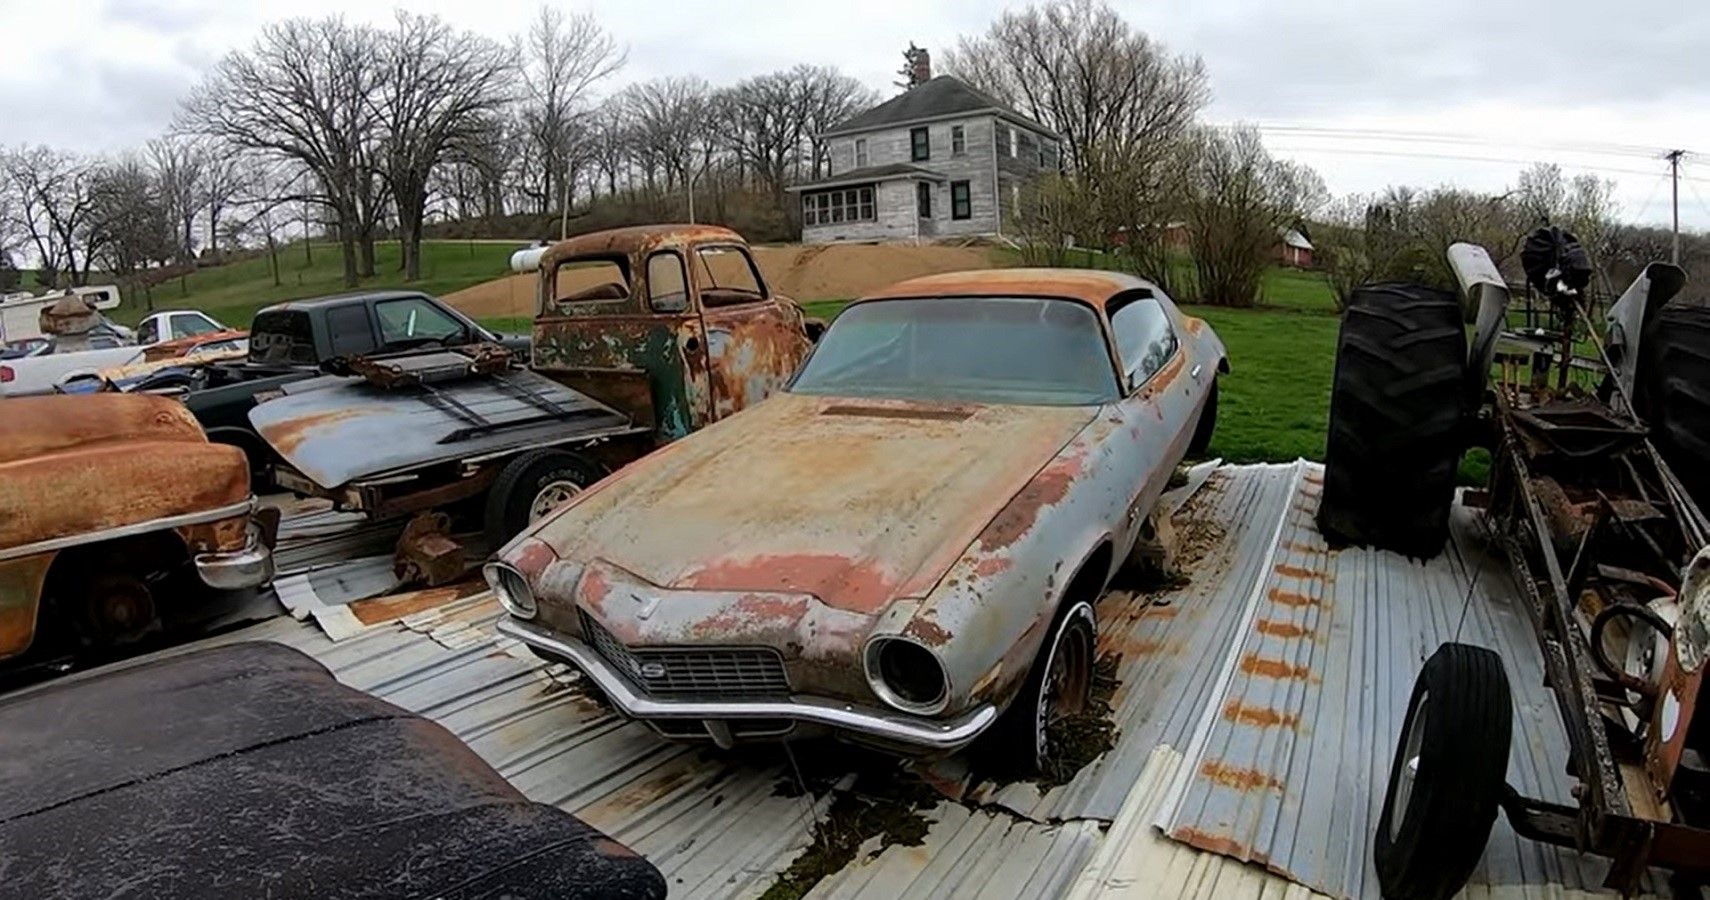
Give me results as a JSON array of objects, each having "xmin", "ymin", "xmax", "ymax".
[{"xmin": 911, "ymin": 48, "xmax": 932, "ymax": 86}]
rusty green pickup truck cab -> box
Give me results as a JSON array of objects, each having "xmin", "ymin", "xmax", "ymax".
[{"xmin": 0, "ymin": 393, "xmax": 276, "ymax": 661}]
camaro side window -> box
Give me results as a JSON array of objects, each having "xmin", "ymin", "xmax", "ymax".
[{"xmin": 1109, "ymin": 296, "xmax": 1178, "ymax": 385}]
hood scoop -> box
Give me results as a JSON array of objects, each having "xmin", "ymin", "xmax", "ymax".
[{"xmin": 819, "ymin": 404, "xmax": 973, "ymax": 422}]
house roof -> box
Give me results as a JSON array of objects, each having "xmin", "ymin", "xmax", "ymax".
[
  {"xmin": 821, "ymin": 75, "xmax": 1059, "ymax": 139},
  {"xmin": 786, "ymin": 163, "xmax": 947, "ymax": 193},
  {"xmin": 1280, "ymin": 228, "xmax": 1314, "ymax": 251}
]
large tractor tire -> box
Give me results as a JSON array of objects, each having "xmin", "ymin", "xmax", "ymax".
[
  {"xmin": 1635, "ymin": 303, "xmax": 1710, "ymax": 508},
  {"xmin": 1317, "ymin": 283, "xmax": 1468, "ymax": 558}
]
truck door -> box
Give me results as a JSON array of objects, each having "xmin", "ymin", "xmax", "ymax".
[
  {"xmin": 690, "ymin": 243, "xmax": 812, "ymax": 421},
  {"xmin": 531, "ymin": 252, "xmax": 712, "ymax": 440}
]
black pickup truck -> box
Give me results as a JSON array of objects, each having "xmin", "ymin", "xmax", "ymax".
[{"xmin": 136, "ymin": 290, "xmax": 525, "ymax": 480}]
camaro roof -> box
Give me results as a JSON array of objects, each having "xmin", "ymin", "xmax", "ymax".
[{"xmin": 855, "ymin": 268, "xmax": 1158, "ymax": 310}]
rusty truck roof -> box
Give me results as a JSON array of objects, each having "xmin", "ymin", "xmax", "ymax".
[
  {"xmin": 855, "ymin": 268, "xmax": 1155, "ymax": 309},
  {"xmin": 538, "ymin": 224, "xmax": 746, "ymax": 268}
]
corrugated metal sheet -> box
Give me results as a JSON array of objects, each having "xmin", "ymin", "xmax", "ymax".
[
  {"xmin": 1152, "ymin": 461, "xmax": 1621, "ymax": 898},
  {"xmin": 150, "ymin": 462, "xmax": 1644, "ymax": 899}
]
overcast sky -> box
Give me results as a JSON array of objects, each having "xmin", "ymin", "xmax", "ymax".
[{"xmin": 5, "ymin": 0, "xmax": 1707, "ymax": 229}]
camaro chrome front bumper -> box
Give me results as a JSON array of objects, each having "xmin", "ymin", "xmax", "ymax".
[{"xmin": 496, "ymin": 617, "xmax": 998, "ymax": 752}]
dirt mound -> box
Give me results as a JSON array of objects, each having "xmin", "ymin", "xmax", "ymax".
[{"xmin": 442, "ymin": 242, "xmax": 1003, "ymax": 319}]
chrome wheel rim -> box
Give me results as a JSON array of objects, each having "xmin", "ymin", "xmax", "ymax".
[
  {"xmin": 1036, "ymin": 620, "xmax": 1092, "ymax": 765},
  {"xmin": 529, "ymin": 479, "xmax": 582, "ymax": 523},
  {"xmin": 1390, "ymin": 691, "xmax": 1429, "ymax": 841}
]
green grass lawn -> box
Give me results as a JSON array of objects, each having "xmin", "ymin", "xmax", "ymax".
[{"xmin": 111, "ymin": 239, "xmax": 520, "ymax": 329}]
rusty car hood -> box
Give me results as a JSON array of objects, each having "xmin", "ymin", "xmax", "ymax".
[{"xmin": 530, "ymin": 391, "xmax": 1097, "ymax": 614}]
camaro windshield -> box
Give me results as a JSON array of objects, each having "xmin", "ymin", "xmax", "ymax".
[{"xmin": 790, "ymin": 297, "xmax": 1119, "ymax": 406}]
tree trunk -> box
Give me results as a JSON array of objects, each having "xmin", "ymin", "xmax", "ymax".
[{"xmin": 358, "ymin": 233, "xmax": 376, "ymax": 279}]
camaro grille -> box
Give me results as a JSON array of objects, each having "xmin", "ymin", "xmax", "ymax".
[{"xmin": 580, "ymin": 612, "xmax": 791, "ymax": 699}]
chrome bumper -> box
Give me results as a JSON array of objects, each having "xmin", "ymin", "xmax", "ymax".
[
  {"xmin": 193, "ymin": 516, "xmax": 277, "ymax": 591},
  {"xmin": 496, "ymin": 617, "xmax": 998, "ymax": 752}
]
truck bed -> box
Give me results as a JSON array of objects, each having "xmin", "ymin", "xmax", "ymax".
[{"xmin": 124, "ymin": 461, "xmax": 1655, "ymax": 899}]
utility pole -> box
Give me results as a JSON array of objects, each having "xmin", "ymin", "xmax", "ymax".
[{"xmin": 1668, "ymin": 149, "xmax": 1685, "ymax": 264}]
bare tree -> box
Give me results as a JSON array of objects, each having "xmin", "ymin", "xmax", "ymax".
[
  {"xmin": 519, "ymin": 6, "xmax": 625, "ymax": 216},
  {"xmin": 943, "ymin": 0, "xmax": 1209, "ymax": 172},
  {"xmin": 1181, "ymin": 126, "xmax": 1324, "ymax": 307},
  {"xmin": 148, "ymin": 136, "xmax": 204, "ymax": 263},
  {"xmin": 623, "ymin": 77, "xmax": 717, "ymax": 201},
  {"xmin": 200, "ymin": 145, "xmax": 247, "ymax": 258},
  {"xmin": 377, "ymin": 12, "xmax": 513, "ymax": 280},
  {"xmin": 86, "ymin": 155, "xmax": 175, "ymax": 307},
  {"xmin": 181, "ymin": 17, "xmax": 386, "ymax": 287},
  {"xmin": 798, "ymin": 67, "xmax": 876, "ymax": 179},
  {"xmin": 2, "ymin": 145, "xmax": 99, "ymax": 286}
]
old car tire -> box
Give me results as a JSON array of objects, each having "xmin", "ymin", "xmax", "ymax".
[
  {"xmin": 1317, "ymin": 283, "xmax": 1467, "ymax": 558},
  {"xmin": 485, "ymin": 449, "xmax": 606, "ymax": 547},
  {"xmin": 69, "ymin": 572, "xmax": 161, "ymax": 649},
  {"xmin": 1635, "ymin": 303, "xmax": 1710, "ymax": 508},
  {"xmin": 983, "ymin": 600, "xmax": 1097, "ymax": 777},
  {"xmin": 1374, "ymin": 643, "xmax": 1512, "ymax": 900},
  {"xmin": 1187, "ymin": 379, "xmax": 1218, "ymax": 457}
]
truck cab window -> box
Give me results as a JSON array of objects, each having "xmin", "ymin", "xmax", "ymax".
[
  {"xmin": 327, "ymin": 305, "xmax": 378, "ymax": 357},
  {"xmin": 647, "ymin": 252, "xmax": 689, "ymax": 313},
  {"xmin": 696, "ymin": 245, "xmax": 766, "ymax": 308},
  {"xmin": 174, "ymin": 313, "xmax": 221, "ymax": 338},
  {"xmin": 554, "ymin": 259, "xmax": 630, "ymax": 307},
  {"xmin": 136, "ymin": 318, "xmax": 160, "ymax": 345},
  {"xmin": 376, "ymin": 297, "xmax": 465, "ymax": 346}
]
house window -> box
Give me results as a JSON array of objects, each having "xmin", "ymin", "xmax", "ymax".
[
  {"xmin": 854, "ymin": 138, "xmax": 869, "ymax": 169},
  {"xmin": 917, "ymin": 182, "xmax": 932, "ymax": 219},
  {"xmin": 1040, "ymin": 140, "xmax": 1057, "ymax": 170},
  {"xmin": 951, "ymin": 125, "xmax": 965, "ymax": 157},
  {"xmin": 951, "ymin": 181, "xmax": 971, "ymax": 220},
  {"xmin": 910, "ymin": 127, "xmax": 930, "ymax": 162},
  {"xmin": 1006, "ymin": 126, "xmax": 1018, "ymax": 157},
  {"xmin": 801, "ymin": 186, "xmax": 876, "ymax": 226}
]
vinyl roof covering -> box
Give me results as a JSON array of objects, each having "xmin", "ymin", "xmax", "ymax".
[{"xmin": 121, "ymin": 461, "xmax": 1655, "ymax": 899}]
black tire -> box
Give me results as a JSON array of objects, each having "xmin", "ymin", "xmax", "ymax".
[
  {"xmin": 980, "ymin": 600, "xmax": 1096, "ymax": 776},
  {"xmin": 1188, "ymin": 379, "xmax": 1218, "ymax": 457},
  {"xmin": 1317, "ymin": 283, "xmax": 1467, "ymax": 558},
  {"xmin": 1635, "ymin": 304, "xmax": 1710, "ymax": 508},
  {"xmin": 1375, "ymin": 643, "xmax": 1512, "ymax": 900},
  {"xmin": 484, "ymin": 449, "xmax": 606, "ymax": 548}
]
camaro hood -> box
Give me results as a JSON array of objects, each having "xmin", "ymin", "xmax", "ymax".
[{"xmin": 530, "ymin": 391, "xmax": 1097, "ymax": 614}]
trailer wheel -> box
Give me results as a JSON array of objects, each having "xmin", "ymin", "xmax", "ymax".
[
  {"xmin": 1187, "ymin": 379, "xmax": 1218, "ymax": 457},
  {"xmin": 484, "ymin": 449, "xmax": 606, "ymax": 547},
  {"xmin": 1317, "ymin": 283, "xmax": 1467, "ymax": 558},
  {"xmin": 1375, "ymin": 643, "xmax": 1512, "ymax": 900},
  {"xmin": 1635, "ymin": 304, "xmax": 1710, "ymax": 508}
]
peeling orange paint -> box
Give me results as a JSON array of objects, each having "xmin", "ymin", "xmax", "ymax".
[
  {"xmin": 905, "ymin": 616, "xmax": 952, "ymax": 647},
  {"xmin": 692, "ymin": 593, "xmax": 812, "ymax": 637},
  {"xmin": 682, "ymin": 553, "xmax": 898, "ymax": 614}
]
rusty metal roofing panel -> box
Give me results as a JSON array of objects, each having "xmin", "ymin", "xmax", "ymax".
[{"xmin": 1152, "ymin": 462, "xmax": 1629, "ymax": 897}]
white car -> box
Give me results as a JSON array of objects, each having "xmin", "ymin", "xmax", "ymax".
[{"xmin": 0, "ymin": 310, "xmax": 231, "ymax": 397}]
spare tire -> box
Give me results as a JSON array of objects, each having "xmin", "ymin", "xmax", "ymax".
[
  {"xmin": 1318, "ymin": 283, "xmax": 1467, "ymax": 558},
  {"xmin": 1635, "ymin": 303, "xmax": 1710, "ymax": 508}
]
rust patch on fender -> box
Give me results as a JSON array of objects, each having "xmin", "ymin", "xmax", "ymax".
[
  {"xmin": 1199, "ymin": 760, "xmax": 1285, "ymax": 792},
  {"xmin": 579, "ymin": 565, "xmax": 611, "ymax": 610},
  {"xmin": 980, "ymin": 454, "xmax": 1081, "ymax": 551},
  {"xmin": 904, "ymin": 616, "xmax": 952, "ymax": 647},
  {"xmin": 1239, "ymin": 653, "xmax": 1312, "ymax": 680},
  {"xmin": 1222, "ymin": 698, "xmax": 1300, "ymax": 728}
]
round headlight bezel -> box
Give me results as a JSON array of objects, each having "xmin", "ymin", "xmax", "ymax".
[
  {"xmin": 484, "ymin": 561, "xmax": 538, "ymax": 619},
  {"xmin": 864, "ymin": 636, "xmax": 950, "ymax": 715}
]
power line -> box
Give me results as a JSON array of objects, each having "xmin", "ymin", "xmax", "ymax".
[
  {"xmin": 1255, "ymin": 142, "xmax": 1670, "ymax": 178},
  {"xmin": 1244, "ymin": 123, "xmax": 1686, "ymax": 160}
]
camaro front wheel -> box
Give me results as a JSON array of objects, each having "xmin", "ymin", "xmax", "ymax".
[{"xmin": 981, "ymin": 600, "xmax": 1096, "ymax": 776}]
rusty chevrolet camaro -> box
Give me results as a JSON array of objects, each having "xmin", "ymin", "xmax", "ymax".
[{"xmin": 489, "ymin": 269, "xmax": 1226, "ymax": 771}]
